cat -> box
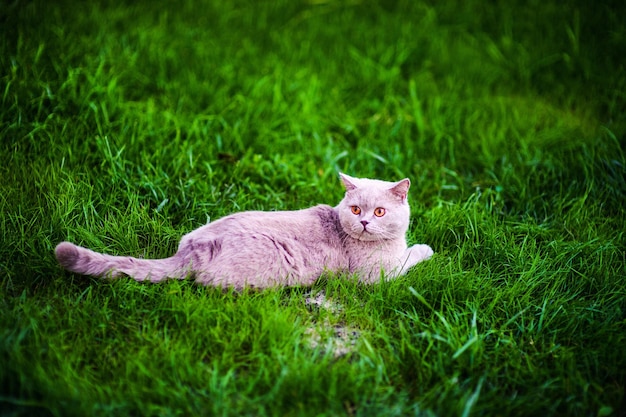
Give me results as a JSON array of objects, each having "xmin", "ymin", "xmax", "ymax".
[{"xmin": 55, "ymin": 173, "xmax": 433, "ymax": 288}]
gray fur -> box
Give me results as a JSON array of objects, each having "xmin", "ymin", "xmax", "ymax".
[{"xmin": 55, "ymin": 174, "xmax": 433, "ymax": 288}]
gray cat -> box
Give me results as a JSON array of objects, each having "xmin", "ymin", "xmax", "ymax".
[{"xmin": 55, "ymin": 173, "xmax": 433, "ymax": 288}]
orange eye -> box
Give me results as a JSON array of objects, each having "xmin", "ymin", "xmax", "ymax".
[
  {"xmin": 374, "ymin": 207, "xmax": 386, "ymax": 217},
  {"xmin": 350, "ymin": 206, "xmax": 361, "ymax": 215}
]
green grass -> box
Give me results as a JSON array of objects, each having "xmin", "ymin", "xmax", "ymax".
[{"xmin": 2, "ymin": 0, "xmax": 625, "ymax": 415}]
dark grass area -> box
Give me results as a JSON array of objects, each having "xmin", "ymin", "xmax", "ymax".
[{"xmin": 1, "ymin": 0, "xmax": 625, "ymax": 415}]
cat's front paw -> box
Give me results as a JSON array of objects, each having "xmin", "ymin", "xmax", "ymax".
[{"xmin": 409, "ymin": 244, "xmax": 434, "ymax": 262}]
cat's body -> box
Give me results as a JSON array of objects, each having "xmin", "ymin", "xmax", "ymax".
[{"xmin": 55, "ymin": 174, "xmax": 433, "ymax": 288}]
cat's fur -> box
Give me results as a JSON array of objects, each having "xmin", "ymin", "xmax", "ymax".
[{"xmin": 55, "ymin": 173, "xmax": 433, "ymax": 288}]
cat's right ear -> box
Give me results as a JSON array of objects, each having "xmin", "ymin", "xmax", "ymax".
[
  {"xmin": 339, "ymin": 172, "xmax": 358, "ymax": 192},
  {"xmin": 390, "ymin": 178, "xmax": 410, "ymax": 201}
]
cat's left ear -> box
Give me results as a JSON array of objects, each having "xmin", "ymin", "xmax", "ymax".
[
  {"xmin": 390, "ymin": 178, "xmax": 410, "ymax": 201},
  {"xmin": 339, "ymin": 172, "xmax": 359, "ymax": 192}
]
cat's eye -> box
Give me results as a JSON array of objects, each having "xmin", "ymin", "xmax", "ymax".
[
  {"xmin": 374, "ymin": 207, "xmax": 386, "ymax": 217},
  {"xmin": 350, "ymin": 206, "xmax": 361, "ymax": 215}
]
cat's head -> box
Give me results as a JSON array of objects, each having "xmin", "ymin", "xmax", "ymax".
[{"xmin": 337, "ymin": 173, "xmax": 411, "ymax": 242}]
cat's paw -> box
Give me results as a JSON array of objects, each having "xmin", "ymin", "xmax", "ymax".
[
  {"xmin": 409, "ymin": 244, "xmax": 434, "ymax": 262},
  {"xmin": 395, "ymin": 244, "xmax": 434, "ymax": 276}
]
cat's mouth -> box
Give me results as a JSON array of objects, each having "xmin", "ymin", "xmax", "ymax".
[
  {"xmin": 358, "ymin": 226, "xmax": 375, "ymax": 240},
  {"xmin": 343, "ymin": 222, "xmax": 380, "ymax": 242}
]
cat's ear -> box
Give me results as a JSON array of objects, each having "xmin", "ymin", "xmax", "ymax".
[
  {"xmin": 339, "ymin": 172, "xmax": 359, "ymax": 192},
  {"xmin": 390, "ymin": 178, "xmax": 410, "ymax": 201}
]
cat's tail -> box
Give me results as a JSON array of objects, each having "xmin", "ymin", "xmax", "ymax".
[{"xmin": 54, "ymin": 241, "xmax": 187, "ymax": 282}]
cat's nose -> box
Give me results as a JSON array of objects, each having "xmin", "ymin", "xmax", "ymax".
[{"xmin": 360, "ymin": 220, "xmax": 369, "ymax": 227}]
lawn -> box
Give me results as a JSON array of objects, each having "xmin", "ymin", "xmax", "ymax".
[{"xmin": 1, "ymin": 0, "xmax": 625, "ymax": 416}]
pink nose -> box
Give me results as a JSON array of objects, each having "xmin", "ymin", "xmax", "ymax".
[{"xmin": 361, "ymin": 220, "xmax": 369, "ymax": 227}]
